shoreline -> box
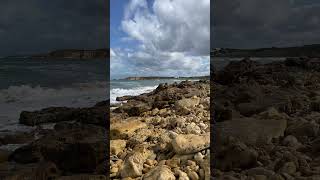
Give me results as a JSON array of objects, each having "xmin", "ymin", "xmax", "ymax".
[{"xmin": 110, "ymin": 80, "xmax": 210, "ymax": 179}]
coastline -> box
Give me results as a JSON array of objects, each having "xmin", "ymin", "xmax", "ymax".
[{"xmin": 110, "ymin": 80, "xmax": 210, "ymax": 179}]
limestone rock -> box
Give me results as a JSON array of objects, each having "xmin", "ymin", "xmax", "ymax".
[
  {"xmin": 143, "ymin": 165, "xmax": 175, "ymax": 180},
  {"xmin": 172, "ymin": 133, "xmax": 210, "ymax": 154}
]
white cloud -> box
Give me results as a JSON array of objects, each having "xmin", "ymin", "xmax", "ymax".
[{"xmin": 111, "ymin": 0, "xmax": 210, "ymax": 79}]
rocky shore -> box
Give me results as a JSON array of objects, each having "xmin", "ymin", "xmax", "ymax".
[
  {"xmin": 0, "ymin": 80, "xmax": 210, "ymax": 179},
  {"xmin": 0, "ymin": 102, "xmax": 109, "ymax": 179},
  {"xmin": 110, "ymin": 80, "xmax": 210, "ymax": 179},
  {"xmin": 213, "ymin": 57, "xmax": 320, "ymax": 179}
]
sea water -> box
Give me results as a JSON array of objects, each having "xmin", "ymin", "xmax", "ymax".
[{"xmin": 0, "ymin": 58, "xmax": 107, "ymax": 133}]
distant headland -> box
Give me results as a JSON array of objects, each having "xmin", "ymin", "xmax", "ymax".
[
  {"xmin": 212, "ymin": 44, "xmax": 320, "ymax": 57},
  {"xmin": 5, "ymin": 49, "xmax": 109, "ymax": 59},
  {"xmin": 121, "ymin": 76, "xmax": 209, "ymax": 81}
]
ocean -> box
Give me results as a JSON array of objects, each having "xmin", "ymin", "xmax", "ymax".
[{"xmin": 0, "ymin": 58, "xmax": 108, "ymax": 133}]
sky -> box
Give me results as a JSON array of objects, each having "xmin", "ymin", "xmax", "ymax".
[
  {"xmin": 0, "ymin": 0, "xmax": 108, "ymax": 56},
  {"xmin": 110, "ymin": 0, "xmax": 210, "ymax": 79},
  {"xmin": 212, "ymin": 0, "xmax": 320, "ymax": 49}
]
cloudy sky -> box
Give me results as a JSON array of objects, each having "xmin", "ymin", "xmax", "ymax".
[
  {"xmin": 0, "ymin": 0, "xmax": 107, "ymax": 56},
  {"xmin": 110, "ymin": 0, "xmax": 210, "ymax": 79},
  {"xmin": 212, "ymin": 0, "xmax": 320, "ymax": 48}
]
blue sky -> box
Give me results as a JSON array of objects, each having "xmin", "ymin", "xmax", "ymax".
[{"xmin": 110, "ymin": 0, "xmax": 210, "ymax": 79}]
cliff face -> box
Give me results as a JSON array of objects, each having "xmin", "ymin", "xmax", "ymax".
[{"xmin": 32, "ymin": 49, "xmax": 109, "ymax": 59}]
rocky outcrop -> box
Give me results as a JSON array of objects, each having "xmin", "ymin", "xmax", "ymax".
[
  {"xmin": 213, "ymin": 57, "xmax": 320, "ymax": 179},
  {"xmin": 110, "ymin": 80, "xmax": 210, "ymax": 179}
]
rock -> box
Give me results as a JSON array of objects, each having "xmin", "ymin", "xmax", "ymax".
[
  {"xmin": 172, "ymin": 133, "xmax": 210, "ymax": 154},
  {"xmin": 175, "ymin": 97, "xmax": 200, "ymax": 114},
  {"xmin": 110, "ymin": 120, "xmax": 147, "ymax": 139},
  {"xmin": 9, "ymin": 144, "xmax": 42, "ymax": 163},
  {"xmin": 143, "ymin": 165, "xmax": 175, "ymax": 180},
  {"xmin": 3, "ymin": 161, "xmax": 60, "ymax": 180},
  {"xmin": 0, "ymin": 132, "xmax": 34, "ymax": 145},
  {"xmin": 10, "ymin": 124, "xmax": 107, "ymax": 173},
  {"xmin": 110, "ymin": 140, "xmax": 127, "ymax": 155},
  {"xmin": 176, "ymin": 169, "xmax": 189, "ymax": 180},
  {"xmin": 57, "ymin": 175, "xmax": 107, "ymax": 180},
  {"xmin": 268, "ymin": 174, "xmax": 285, "ymax": 180},
  {"xmin": 215, "ymin": 109, "xmax": 287, "ymax": 145},
  {"xmin": 0, "ymin": 150, "xmax": 10, "ymax": 163},
  {"xmin": 151, "ymin": 108, "xmax": 159, "ymax": 116},
  {"xmin": 115, "ymin": 102, "xmax": 152, "ymax": 116},
  {"xmin": 214, "ymin": 139, "xmax": 258, "ymax": 171},
  {"xmin": 120, "ymin": 146, "xmax": 154, "ymax": 178},
  {"xmin": 185, "ymin": 123, "xmax": 201, "ymax": 134},
  {"xmin": 165, "ymin": 158, "xmax": 180, "ymax": 168},
  {"xmin": 286, "ymin": 120, "xmax": 319, "ymax": 139},
  {"xmin": 282, "ymin": 135, "xmax": 300, "ymax": 148},
  {"xmin": 279, "ymin": 162, "xmax": 296, "ymax": 175},
  {"xmin": 187, "ymin": 171, "xmax": 199, "ymax": 180},
  {"xmin": 19, "ymin": 107, "xmax": 77, "ymax": 126},
  {"xmin": 194, "ymin": 152, "xmax": 204, "ymax": 163},
  {"xmin": 19, "ymin": 106, "xmax": 108, "ymax": 127},
  {"xmin": 246, "ymin": 167, "xmax": 275, "ymax": 177}
]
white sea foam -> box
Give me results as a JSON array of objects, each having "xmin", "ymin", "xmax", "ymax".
[{"xmin": 110, "ymin": 86, "xmax": 157, "ymax": 104}]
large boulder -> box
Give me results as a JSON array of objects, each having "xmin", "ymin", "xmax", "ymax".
[
  {"xmin": 110, "ymin": 119, "xmax": 147, "ymax": 139},
  {"xmin": 172, "ymin": 133, "xmax": 210, "ymax": 154}
]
